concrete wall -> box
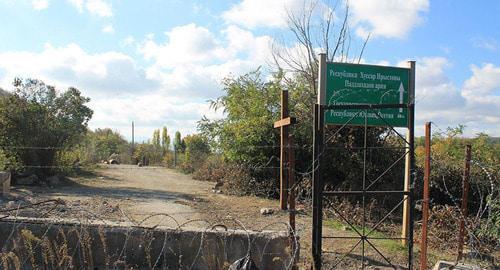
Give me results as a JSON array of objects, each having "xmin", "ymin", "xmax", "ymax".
[
  {"xmin": 0, "ymin": 171, "xmax": 10, "ymax": 195},
  {"xmin": 0, "ymin": 216, "xmax": 297, "ymax": 269}
]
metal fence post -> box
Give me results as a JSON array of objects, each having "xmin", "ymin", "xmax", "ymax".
[
  {"xmin": 457, "ymin": 144, "xmax": 472, "ymax": 260},
  {"xmin": 312, "ymin": 104, "xmax": 324, "ymax": 270},
  {"xmin": 420, "ymin": 122, "xmax": 431, "ymax": 270}
]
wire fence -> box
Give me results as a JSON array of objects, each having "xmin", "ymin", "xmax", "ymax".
[
  {"xmin": 0, "ymin": 197, "xmax": 300, "ymax": 270},
  {"xmin": 1, "ymin": 122, "xmax": 498, "ymax": 269}
]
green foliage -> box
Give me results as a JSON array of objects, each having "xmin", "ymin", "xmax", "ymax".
[
  {"xmin": 152, "ymin": 129, "xmax": 161, "ymax": 147},
  {"xmin": 173, "ymin": 131, "xmax": 185, "ymax": 152},
  {"xmin": 83, "ymin": 128, "xmax": 130, "ymax": 163},
  {"xmin": 161, "ymin": 126, "xmax": 170, "ymax": 151},
  {"xmin": 133, "ymin": 143, "xmax": 161, "ymax": 165},
  {"xmin": 416, "ymin": 128, "xmax": 499, "ymax": 206},
  {"xmin": 0, "ymin": 78, "xmax": 93, "ymax": 175},
  {"xmin": 198, "ymin": 69, "xmax": 402, "ymax": 201},
  {"xmin": 198, "ymin": 70, "xmax": 280, "ymax": 165},
  {"xmin": 0, "ymin": 149, "xmax": 20, "ymax": 171},
  {"xmin": 416, "ymin": 127, "xmax": 499, "ymax": 251},
  {"xmin": 181, "ymin": 134, "xmax": 210, "ymax": 173}
]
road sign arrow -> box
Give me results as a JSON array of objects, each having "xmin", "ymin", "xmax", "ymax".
[{"xmin": 399, "ymin": 82, "xmax": 405, "ymax": 113}]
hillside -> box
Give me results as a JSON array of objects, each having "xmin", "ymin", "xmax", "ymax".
[{"xmin": 0, "ymin": 88, "xmax": 9, "ymax": 97}]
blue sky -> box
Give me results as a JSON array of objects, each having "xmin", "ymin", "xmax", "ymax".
[{"xmin": 0, "ymin": 0, "xmax": 499, "ymax": 140}]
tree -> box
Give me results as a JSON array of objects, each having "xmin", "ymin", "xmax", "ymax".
[
  {"xmin": 152, "ymin": 129, "xmax": 161, "ymax": 147},
  {"xmin": 182, "ymin": 134, "xmax": 210, "ymax": 173},
  {"xmin": 161, "ymin": 126, "xmax": 170, "ymax": 151},
  {"xmin": 197, "ymin": 2, "xmax": 410, "ymax": 204},
  {"xmin": 0, "ymin": 78, "xmax": 93, "ymax": 175},
  {"xmin": 198, "ymin": 70, "xmax": 281, "ymax": 165},
  {"xmin": 173, "ymin": 131, "xmax": 185, "ymax": 152},
  {"xmin": 90, "ymin": 128, "xmax": 129, "ymax": 162}
]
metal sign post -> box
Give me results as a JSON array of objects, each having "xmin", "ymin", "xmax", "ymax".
[
  {"xmin": 311, "ymin": 54, "xmax": 416, "ymax": 269},
  {"xmin": 324, "ymin": 62, "xmax": 410, "ymax": 127}
]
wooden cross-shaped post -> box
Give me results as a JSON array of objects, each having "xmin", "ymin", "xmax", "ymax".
[{"xmin": 274, "ymin": 90, "xmax": 296, "ymax": 210}]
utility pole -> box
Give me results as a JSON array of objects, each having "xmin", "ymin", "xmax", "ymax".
[
  {"xmin": 132, "ymin": 121, "xmax": 135, "ymax": 148},
  {"xmin": 131, "ymin": 121, "xmax": 135, "ymax": 164}
]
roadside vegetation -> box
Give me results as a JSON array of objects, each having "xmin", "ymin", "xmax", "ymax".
[{"xmin": 0, "ymin": 2, "xmax": 497, "ymax": 267}]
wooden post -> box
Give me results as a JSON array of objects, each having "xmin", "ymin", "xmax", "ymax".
[
  {"xmin": 281, "ymin": 90, "xmax": 289, "ymax": 210},
  {"xmin": 457, "ymin": 144, "xmax": 472, "ymax": 260},
  {"xmin": 401, "ymin": 131, "xmax": 411, "ymax": 245},
  {"xmin": 274, "ymin": 90, "xmax": 297, "ymax": 210},
  {"xmin": 420, "ymin": 122, "xmax": 431, "ymax": 270}
]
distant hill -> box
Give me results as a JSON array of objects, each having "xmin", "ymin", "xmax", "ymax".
[
  {"xmin": 489, "ymin": 137, "xmax": 500, "ymax": 144},
  {"xmin": 0, "ymin": 88, "xmax": 9, "ymax": 97}
]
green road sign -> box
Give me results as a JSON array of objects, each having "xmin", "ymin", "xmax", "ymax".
[{"xmin": 325, "ymin": 62, "xmax": 411, "ymax": 127}]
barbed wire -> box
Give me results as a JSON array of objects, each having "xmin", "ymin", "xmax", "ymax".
[{"xmin": 0, "ymin": 200, "xmax": 301, "ymax": 270}]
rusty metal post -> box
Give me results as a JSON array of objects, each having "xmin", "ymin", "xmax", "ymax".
[
  {"xmin": 457, "ymin": 144, "xmax": 472, "ymax": 260},
  {"xmin": 288, "ymin": 134, "xmax": 297, "ymax": 267},
  {"xmin": 420, "ymin": 122, "xmax": 431, "ymax": 270},
  {"xmin": 288, "ymin": 134, "xmax": 296, "ymax": 233}
]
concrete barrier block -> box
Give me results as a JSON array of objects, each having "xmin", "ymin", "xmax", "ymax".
[
  {"xmin": 0, "ymin": 216, "xmax": 297, "ymax": 270},
  {"xmin": 0, "ymin": 171, "xmax": 10, "ymax": 196}
]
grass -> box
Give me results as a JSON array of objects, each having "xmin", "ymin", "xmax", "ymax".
[
  {"xmin": 324, "ymin": 219, "xmax": 407, "ymax": 255},
  {"xmin": 324, "ymin": 219, "xmax": 459, "ymax": 267}
]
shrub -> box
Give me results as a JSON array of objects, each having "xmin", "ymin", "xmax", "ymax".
[{"xmin": 192, "ymin": 156, "xmax": 227, "ymax": 182}]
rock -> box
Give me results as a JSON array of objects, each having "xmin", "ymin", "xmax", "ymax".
[
  {"xmin": 432, "ymin": 260, "xmax": 482, "ymax": 270},
  {"xmin": 260, "ymin": 208, "xmax": 274, "ymax": 215},
  {"xmin": 342, "ymin": 225, "xmax": 352, "ymax": 231},
  {"xmin": 16, "ymin": 174, "xmax": 38, "ymax": 185},
  {"xmin": 7, "ymin": 201, "xmax": 16, "ymax": 208},
  {"xmin": 214, "ymin": 181, "xmax": 224, "ymax": 189},
  {"xmin": 47, "ymin": 175, "xmax": 60, "ymax": 186},
  {"xmin": 229, "ymin": 256, "xmax": 259, "ymax": 270}
]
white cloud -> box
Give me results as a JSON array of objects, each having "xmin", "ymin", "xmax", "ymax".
[
  {"xmin": 350, "ymin": 0, "xmax": 429, "ymax": 38},
  {"xmin": 222, "ymin": 0, "xmax": 312, "ymax": 29},
  {"xmin": 138, "ymin": 23, "xmax": 274, "ymax": 98},
  {"xmin": 471, "ymin": 37, "xmax": 498, "ymax": 51},
  {"xmin": 120, "ymin": 36, "xmax": 136, "ymax": 47},
  {"xmin": 102, "ymin": 24, "xmax": 114, "ymax": 34},
  {"xmin": 0, "ymin": 43, "xmax": 158, "ymax": 96},
  {"xmin": 0, "ymin": 25, "xmax": 274, "ymax": 139},
  {"xmin": 0, "ymin": 43, "xmax": 221, "ymax": 139},
  {"xmin": 32, "ymin": 0, "xmax": 49, "ymax": 10},
  {"xmin": 396, "ymin": 57, "xmax": 500, "ymax": 136},
  {"xmin": 86, "ymin": 0, "xmax": 112, "ymax": 17},
  {"xmin": 414, "ymin": 57, "xmax": 465, "ymax": 110},
  {"xmin": 67, "ymin": 0, "xmax": 112, "ymax": 17},
  {"xmin": 67, "ymin": 0, "xmax": 83, "ymax": 12},
  {"xmin": 89, "ymin": 94, "xmax": 223, "ymax": 141},
  {"xmin": 461, "ymin": 63, "xmax": 500, "ymax": 129},
  {"xmin": 139, "ymin": 23, "xmax": 226, "ymax": 68}
]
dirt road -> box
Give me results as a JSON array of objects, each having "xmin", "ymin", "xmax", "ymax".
[
  {"xmin": 2, "ymin": 165, "xmax": 421, "ymax": 268},
  {"xmin": 6, "ymin": 165, "xmax": 294, "ymax": 230}
]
